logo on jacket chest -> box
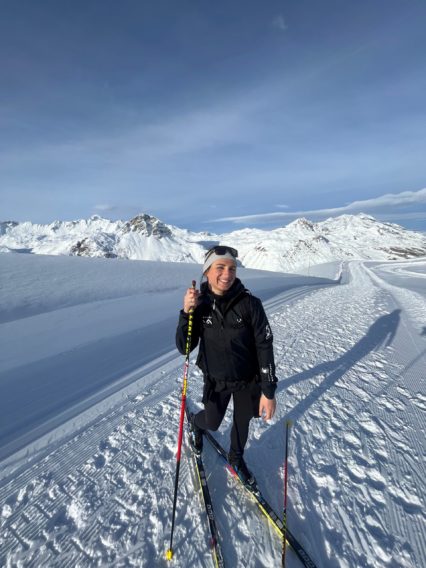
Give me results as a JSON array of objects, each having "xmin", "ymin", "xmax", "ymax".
[
  {"xmin": 202, "ymin": 315, "xmax": 213, "ymax": 327},
  {"xmin": 202, "ymin": 313, "xmax": 245, "ymax": 329}
]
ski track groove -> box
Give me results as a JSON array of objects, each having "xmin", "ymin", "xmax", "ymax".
[{"xmin": 1, "ymin": 262, "xmax": 425, "ymax": 567}]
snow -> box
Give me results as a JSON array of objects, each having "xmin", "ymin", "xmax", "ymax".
[
  {"xmin": 0, "ymin": 254, "xmax": 425, "ymax": 567},
  {"xmin": 1, "ymin": 212, "xmax": 426, "ymax": 273}
]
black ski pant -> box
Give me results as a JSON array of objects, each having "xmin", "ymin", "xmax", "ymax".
[{"xmin": 193, "ymin": 380, "xmax": 261, "ymax": 460}]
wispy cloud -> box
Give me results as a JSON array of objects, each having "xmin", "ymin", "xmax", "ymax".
[
  {"xmin": 213, "ymin": 188, "xmax": 426, "ymax": 224},
  {"xmin": 93, "ymin": 204, "xmax": 119, "ymax": 213},
  {"xmin": 0, "ymin": 96, "xmax": 262, "ymax": 174},
  {"xmin": 272, "ymin": 15, "xmax": 287, "ymax": 32}
]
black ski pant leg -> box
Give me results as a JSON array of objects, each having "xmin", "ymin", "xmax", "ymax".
[
  {"xmin": 193, "ymin": 391, "xmax": 231, "ymax": 431},
  {"xmin": 229, "ymin": 382, "xmax": 262, "ymax": 460}
]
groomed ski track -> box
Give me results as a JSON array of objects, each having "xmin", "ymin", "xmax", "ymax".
[{"xmin": 1, "ymin": 261, "xmax": 425, "ymax": 567}]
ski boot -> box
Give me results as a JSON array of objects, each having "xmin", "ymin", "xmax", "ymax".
[
  {"xmin": 188, "ymin": 412, "xmax": 203, "ymax": 455},
  {"xmin": 229, "ymin": 454, "xmax": 257, "ymax": 490}
]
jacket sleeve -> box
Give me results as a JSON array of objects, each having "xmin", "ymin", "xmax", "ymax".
[
  {"xmin": 250, "ymin": 297, "xmax": 278, "ymax": 399},
  {"xmin": 176, "ymin": 309, "xmax": 201, "ymax": 355}
]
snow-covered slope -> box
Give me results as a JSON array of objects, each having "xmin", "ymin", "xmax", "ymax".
[
  {"xmin": 0, "ymin": 215, "xmax": 208, "ymax": 263},
  {"xmin": 0, "ymin": 255, "xmax": 425, "ymax": 567},
  {"xmin": 221, "ymin": 215, "xmax": 426, "ymax": 272},
  {"xmin": 1, "ymin": 213, "xmax": 425, "ymax": 272}
]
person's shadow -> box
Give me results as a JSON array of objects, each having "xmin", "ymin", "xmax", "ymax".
[
  {"xmin": 248, "ymin": 309, "xmax": 402, "ymax": 557},
  {"xmin": 252, "ymin": 310, "xmax": 401, "ymax": 477},
  {"xmin": 247, "ymin": 309, "xmax": 401, "ymax": 564},
  {"xmin": 275, "ymin": 309, "xmax": 401, "ymax": 422}
]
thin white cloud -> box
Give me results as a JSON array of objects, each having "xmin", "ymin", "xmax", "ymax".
[
  {"xmin": 213, "ymin": 188, "xmax": 426, "ymax": 223},
  {"xmin": 0, "ymin": 96, "xmax": 262, "ymax": 173},
  {"xmin": 93, "ymin": 204, "xmax": 118, "ymax": 212},
  {"xmin": 272, "ymin": 15, "xmax": 287, "ymax": 32}
]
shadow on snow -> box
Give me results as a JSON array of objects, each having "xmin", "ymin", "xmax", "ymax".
[{"xmin": 276, "ymin": 309, "xmax": 401, "ymax": 422}]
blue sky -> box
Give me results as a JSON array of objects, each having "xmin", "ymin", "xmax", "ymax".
[{"xmin": 1, "ymin": 0, "xmax": 425, "ymax": 232}]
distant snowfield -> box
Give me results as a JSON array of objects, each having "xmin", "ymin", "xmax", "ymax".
[{"xmin": 0, "ymin": 254, "xmax": 425, "ymax": 567}]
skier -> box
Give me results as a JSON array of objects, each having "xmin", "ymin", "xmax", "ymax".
[{"xmin": 176, "ymin": 245, "xmax": 277, "ymax": 486}]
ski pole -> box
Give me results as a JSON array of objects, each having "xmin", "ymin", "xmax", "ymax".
[
  {"xmin": 282, "ymin": 420, "xmax": 292, "ymax": 567},
  {"xmin": 166, "ymin": 280, "xmax": 196, "ymax": 561}
]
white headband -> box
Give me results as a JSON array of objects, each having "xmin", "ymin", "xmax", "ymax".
[{"xmin": 203, "ymin": 251, "xmax": 237, "ymax": 274}]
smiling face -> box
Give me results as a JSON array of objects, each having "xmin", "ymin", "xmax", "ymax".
[{"xmin": 205, "ymin": 258, "xmax": 237, "ymax": 295}]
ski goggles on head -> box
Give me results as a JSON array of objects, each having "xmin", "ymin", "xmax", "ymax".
[
  {"xmin": 203, "ymin": 245, "xmax": 238, "ymax": 274},
  {"xmin": 204, "ymin": 245, "xmax": 238, "ymax": 261}
]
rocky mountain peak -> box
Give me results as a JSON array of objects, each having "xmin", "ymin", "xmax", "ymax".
[
  {"xmin": 0, "ymin": 221, "xmax": 19, "ymax": 236},
  {"xmin": 287, "ymin": 217, "xmax": 317, "ymax": 231},
  {"xmin": 122, "ymin": 214, "xmax": 172, "ymax": 238}
]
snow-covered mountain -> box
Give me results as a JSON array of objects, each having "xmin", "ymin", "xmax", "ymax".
[
  {"xmin": 223, "ymin": 214, "xmax": 426, "ymax": 272},
  {"xmin": 0, "ymin": 214, "xmax": 207, "ymax": 264},
  {"xmin": 1, "ymin": 212, "xmax": 425, "ymax": 272}
]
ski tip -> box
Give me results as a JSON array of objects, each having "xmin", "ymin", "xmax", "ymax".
[{"xmin": 165, "ymin": 548, "xmax": 174, "ymax": 561}]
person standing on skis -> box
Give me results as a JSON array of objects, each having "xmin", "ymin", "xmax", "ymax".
[{"xmin": 175, "ymin": 245, "xmax": 277, "ymax": 486}]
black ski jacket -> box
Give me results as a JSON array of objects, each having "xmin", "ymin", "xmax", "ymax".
[{"xmin": 176, "ymin": 279, "xmax": 277, "ymax": 400}]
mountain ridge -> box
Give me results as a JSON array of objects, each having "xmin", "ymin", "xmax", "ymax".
[{"xmin": 1, "ymin": 213, "xmax": 425, "ymax": 273}]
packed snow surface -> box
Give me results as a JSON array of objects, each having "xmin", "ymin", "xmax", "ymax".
[{"xmin": 0, "ymin": 254, "xmax": 425, "ymax": 567}]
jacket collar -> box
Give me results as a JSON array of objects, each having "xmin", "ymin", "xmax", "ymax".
[{"xmin": 201, "ymin": 278, "xmax": 246, "ymax": 314}]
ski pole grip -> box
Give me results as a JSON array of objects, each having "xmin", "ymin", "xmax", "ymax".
[{"xmin": 188, "ymin": 280, "xmax": 196, "ymax": 314}]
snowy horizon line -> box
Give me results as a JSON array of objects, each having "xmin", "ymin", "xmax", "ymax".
[
  {"xmin": 2, "ymin": 209, "xmax": 426, "ymax": 236},
  {"xmin": 3, "ymin": 187, "xmax": 426, "ymax": 234}
]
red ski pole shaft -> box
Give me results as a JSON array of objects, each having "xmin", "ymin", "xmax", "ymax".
[
  {"xmin": 166, "ymin": 280, "xmax": 196, "ymax": 561},
  {"xmin": 282, "ymin": 420, "xmax": 291, "ymax": 567}
]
